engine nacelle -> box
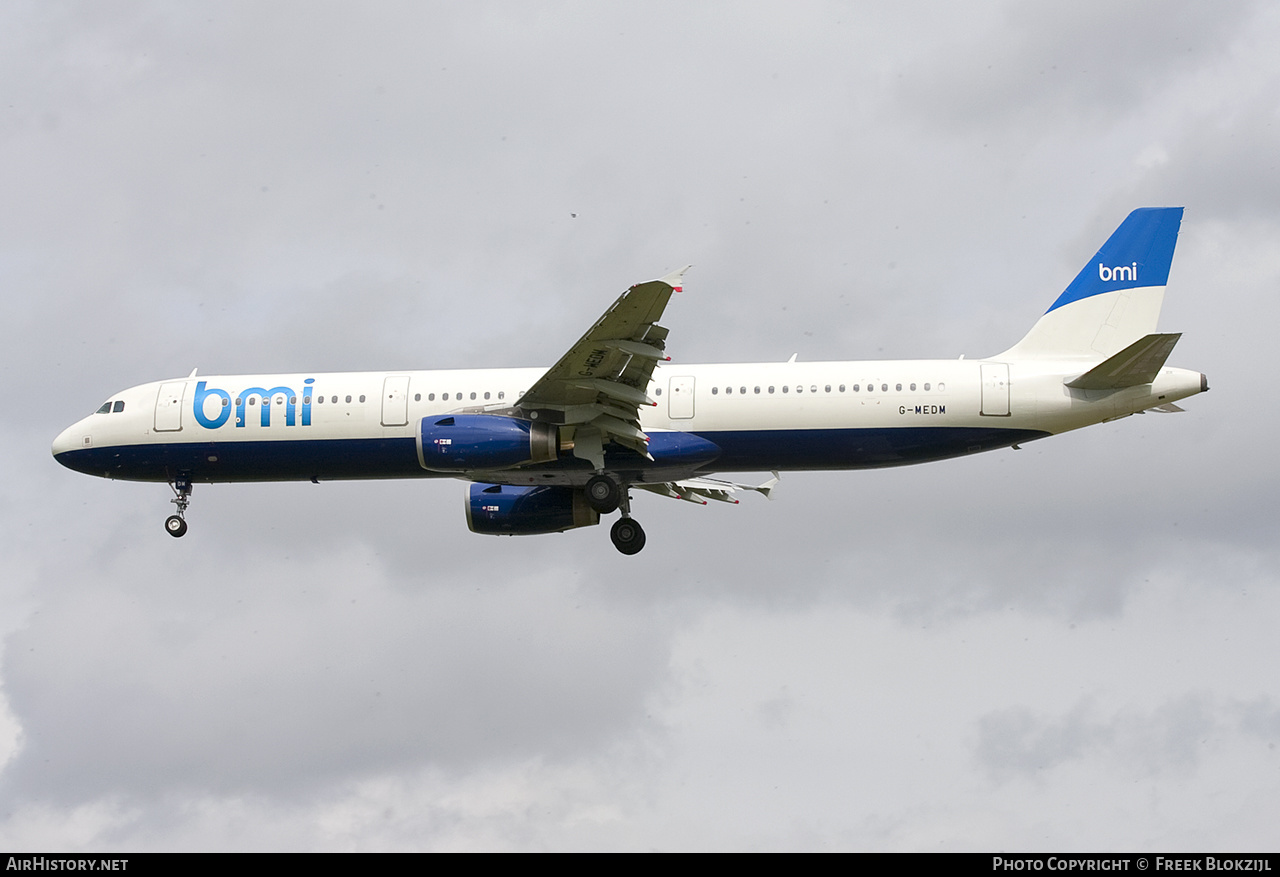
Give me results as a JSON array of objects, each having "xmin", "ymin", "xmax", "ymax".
[
  {"xmin": 418, "ymin": 414, "xmax": 558, "ymax": 472},
  {"xmin": 465, "ymin": 484, "xmax": 600, "ymax": 535}
]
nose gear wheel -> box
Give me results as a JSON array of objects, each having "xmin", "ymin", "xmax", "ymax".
[{"xmin": 165, "ymin": 476, "xmax": 193, "ymax": 538}]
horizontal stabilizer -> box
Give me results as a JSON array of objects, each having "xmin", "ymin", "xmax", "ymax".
[{"xmin": 1065, "ymin": 333, "xmax": 1181, "ymax": 390}]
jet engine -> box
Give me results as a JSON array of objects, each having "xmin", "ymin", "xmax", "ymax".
[
  {"xmin": 418, "ymin": 414, "xmax": 558, "ymax": 472},
  {"xmin": 465, "ymin": 484, "xmax": 600, "ymax": 535}
]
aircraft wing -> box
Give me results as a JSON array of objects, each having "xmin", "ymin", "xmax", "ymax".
[{"xmin": 515, "ymin": 267, "xmax": 688, "ymax": 467}]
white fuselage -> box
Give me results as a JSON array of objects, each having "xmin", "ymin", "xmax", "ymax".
[{"xmin": 51, "ymin": 357, "xmax": 1206, "ymax": 486}]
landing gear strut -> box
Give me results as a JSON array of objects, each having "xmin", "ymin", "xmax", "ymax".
[
  {"xmin": 165, "ymin": 476, "xmax": 192, "ymax": 538},
  {"xmin": 608, "ymin": 486, "xmax": 646, "ymax": 555}
]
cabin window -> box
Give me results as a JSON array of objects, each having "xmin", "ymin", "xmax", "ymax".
[
  {"xmin": 825, "ymin": 385, "xmax": 831, "ymax": 393},
  {"xmin": 414, "ymin": 393, "xmax": 421, "ymax": 401},
  {"xmin": 924, "ymin": 383, "xmax": 931, "ymax": 391},
  {"xmin": 754, "ymin": 386, "xmax": 761, "ymax": 394},
  {"xmin": 726, "ymin": 386, "xmax": 732, "ymax": 395},
  {"xmin": 345, "ymin": 395, "xmax": 352, "ymax": 403},
  {"xmin": 768, "ymin": 386, "xmax": 775, "ymax": 394},
  {"xmin": 782, "ymin": 386, "xmax": 789, "ymax": 393},
  {"xmin": 317, "ymin": 396, "xmax": 323, "ymax": 404},
  {"xmin": 796, "ymin": 385, "xmax": 803, "ymax": 394},
  {"xmin": 909, "ymin": 383, "xmax": 916, "ymax": 391},
  {"xmin": 484, "ymin": 391, "xmax": 490, "ymax": 400},
  {"xmin": 839, "ymin": 384, "xmax": 845, "ymax": 392},
  {"xmin": 895, "ymin": 383, "xmax": 901, "ymax": 392},
  {"xmin": 498, "ymin": 391, "xmax": 505, "ymax": 400},
  {"xmin": 811, "ymin": 385, "xmax": 817, "ymax": 393},
  {"xmin": 938, "ymin": 382, "xmax": 946, "ymax": 392},
  {"xmin": 882, "ymin": 384, "xmax": 888, "ymax": 392},
  {"xmin": 223, "ymin": 398, "xmax": 229, "ymax": 406},
  {"xmin": 112, "ymin": 401, "xmax": 125, "ymax": 413},
  {"xmin": 655, "ymin": 388, "xmax": 662, "ymax": 396},
  {"xmin": 470, "ymin": 392, "xmax": 476, "ymax": 400},
  {"xmin": 428, "ymin": 393, "xmax": 435, "ymax": 401},
  {"xmin": 712, "ymin": 387, "xmax": 718, "ymax": 395},
  {"xmin": 359, "ymin": 395, "xmax": 366, "ymax": 403}
]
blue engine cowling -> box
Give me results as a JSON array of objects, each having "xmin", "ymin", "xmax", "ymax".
[
  {"xmin": 465, "ymin": 484, "xmax": 600, "ymax": 535},
  {"xmin": 418, "ymin": 414, "xmax": 559, "ymax": 472}
]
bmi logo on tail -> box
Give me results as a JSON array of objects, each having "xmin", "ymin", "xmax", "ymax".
[{"xmin": 1098, "ymin": 262, "xmax": 1138, "ymax": 282}]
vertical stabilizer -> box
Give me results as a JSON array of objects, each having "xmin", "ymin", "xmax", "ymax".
[{"xmin": 998, "ymin": 207, "xmax": 1183, "ymax": 361}]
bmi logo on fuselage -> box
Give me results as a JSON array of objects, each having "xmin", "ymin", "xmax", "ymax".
[
  {"xmin": 1098, "ymin": 262, "xmax": 1139, "ymax": 282},
  {"xmin": 193, "ymin": 379, "xmax": 315, "ymax": 429}
]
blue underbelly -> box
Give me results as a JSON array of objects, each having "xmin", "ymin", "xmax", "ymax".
[{"xmin": 53, "ymin": 425, "xmax": 1050, "ymax": 483}]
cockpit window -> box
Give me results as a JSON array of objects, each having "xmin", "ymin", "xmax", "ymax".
[
  {"xmin": 96, "ymin": 402, "xmax": 111, "ymax": 414},
  {"xmin": 112, "ymin": 400, "xmax": 125, "ymax": 413}
]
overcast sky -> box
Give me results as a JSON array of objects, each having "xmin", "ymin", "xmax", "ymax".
[{"xmin": 1, "ymin": 0, "xmax": 1277, "ymax": 851}]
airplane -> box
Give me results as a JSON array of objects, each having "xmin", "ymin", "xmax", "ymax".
[{"xmin": 52, "ymin": 207, "xmax": 1207, "ymax": 555}]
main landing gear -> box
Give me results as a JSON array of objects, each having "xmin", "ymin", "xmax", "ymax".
[
  {"xmin": 601, "ymin": 478, "xmax": 645, "ymax": 556},
  {"xmin": 610, "ymin": 517, "xmax": 645, "ymax": 555},
  {"xmin": 165, "ymin": 476, "xmax": 192, "ymax": 538},
  {"xmin": 588, "ymin": 473, "xmax": 644, "ymax": 555},
  {"xmin": 585, "ymin": 474, "xmax": 620, "ymax": 514}
]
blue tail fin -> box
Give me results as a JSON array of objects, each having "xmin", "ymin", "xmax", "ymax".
[{"xmin": 999, "ymin": 207, "xmax": 1184, "ymax": 361}]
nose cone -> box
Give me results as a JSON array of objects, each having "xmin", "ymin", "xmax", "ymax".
[{"xmin": 52, "ymin": 420, "xmax": 91, "ymax": 470}]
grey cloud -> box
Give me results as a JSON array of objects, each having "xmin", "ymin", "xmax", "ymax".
[
  {"xmin": 1235, "ymin": 699, "xmax": 1280, "ymax": 744},
  {"xmin": 896, "ymin": 0, "xmax": 1257, "ymax": 131},
  {"xmin": 976, "ymin": 694, "xmax": 1225, "ymax": 783},
  {"xmin": 1, "ymin": 541, "xmax": 671, "ymax": 803},
  {"xmin": 1125, "ymin": 94, "xmax": 1280, "ymax": 224},
  {"xmin": 976, "ymin": 702, "xmax": 1111, "ymax": 781}
]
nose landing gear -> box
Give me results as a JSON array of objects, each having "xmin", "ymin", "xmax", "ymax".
[{"xmin": 165, "ymin": 476, "xmax": 192, "ymax": 538}]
